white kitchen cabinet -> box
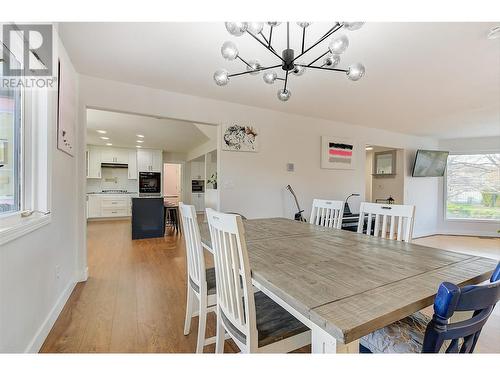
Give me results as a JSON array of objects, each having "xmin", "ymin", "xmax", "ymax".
[
  {"xmin": 87, "ymin": 194, "xmax": 133, "ymax": 219},
  {"xmin": 86, "ymin": 146, "xmax": 101, "ymax": 179},
  {"xmin": 87, "ymin": 194, "xmax": 102, "ymax": 218},
  {"xmin": 100, "ymin": 195, "xmax": 130, "ymax": 217},
  {"xmin": 137, "ymin": 149, "xmax": 150, "ymax": 172},
  {"xmin": 101, "ymin": 147, "xmax": 128, "ymax": 164},
  {"xmin": 151, "ymin": 150, "xmax": 163, "ymax": 172},
  {"xmin": 191, "ymin": 193, "xmax": 205, "ymax": 212},
  {"xmin": 128, "ymin": 149, "xmax": 137, "ymax": 179},
  {"xmin": 137, "ymin": 149, "xmax": 163, "ymax": 172},
  {"xmin": 190, "ymin": 161, "xmax": 205, "ymax": 180}
]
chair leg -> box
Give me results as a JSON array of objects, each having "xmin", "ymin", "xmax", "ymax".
[
  {"xmin": 183, "ymin": 286, "xmax": 195, "ymax": 335},
  {"xmin": 196, "ymin": 301, "xmax": 208, "ymax": 353},
  {"xmin": 215, "ymin": 309, "xmax": 225, "ymax": 354}
]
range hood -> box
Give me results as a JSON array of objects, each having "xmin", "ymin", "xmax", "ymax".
[{"xmin": 101, "ymin": 163, "xmax": 128, "ymax": 168}]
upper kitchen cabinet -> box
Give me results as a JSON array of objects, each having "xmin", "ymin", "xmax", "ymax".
[
  {"xmin": 152, "ymin": 150, "xmax": 163, "ymax": 172},
  {"xmin": 190, "ymin": 160, "xmax": 205, "ymax": 180},
  {"xmin": 137, "ymin": 149, "xmax": 163, "ymax": 172},
  {"xmin": 128, "ymin": 149, "xmax": 138, "ymax": 179},
  {"xmin": 86, "ymin": 146, "xmax": 101, "ymax": 179},
  {"xmin": 101, "ymin": 147, "xmax": 129, "ymax": 164}
]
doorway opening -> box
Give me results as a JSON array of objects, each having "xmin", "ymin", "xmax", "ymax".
[
  {"xmin": 365, "ymin": 145, "xmax": 405, "ymax": 205},
  {"xmin": 84, "ymin": 107, "xmax": 219, "ymax": 275}
]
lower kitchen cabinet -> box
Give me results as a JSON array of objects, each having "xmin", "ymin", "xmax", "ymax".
[
  {"xmin": 87, "ymin": 195, "xmax": 102, "ymax": 218},
  {"xmin": 191, "ymin": 193, "xmax": 205, "ymax": 212},
  {"xmin": 86, "ymin": 194, "xmax": 134, "ymax": 219}
]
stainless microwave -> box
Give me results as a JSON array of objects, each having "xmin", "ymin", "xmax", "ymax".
[{"xmin": 139, "ymin": 172, "xmax": 161, "ymax": 194}]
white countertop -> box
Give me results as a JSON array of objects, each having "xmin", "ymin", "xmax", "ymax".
[{"xmin": 87, "ymin": 192, "xmax": 138, "ymax": 195}]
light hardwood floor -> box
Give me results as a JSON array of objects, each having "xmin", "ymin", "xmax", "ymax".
[{"xmin": 40, "ymin": 220, "xmax": 499, "ymax": 353}]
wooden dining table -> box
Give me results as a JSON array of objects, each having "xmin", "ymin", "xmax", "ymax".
[{"xmin": 199, "ymin": 217, "xmax": 498, "ymax": 353}]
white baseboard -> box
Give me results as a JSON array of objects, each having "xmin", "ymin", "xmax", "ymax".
[
  {"xmin": 435, "ymin": 230, "xmax": 499, "ymax": 238},
  {"xmin": 413, "ymin": 230, "xmax": 499, "ymax": 239},
  {"xmin": 412, "ymin": 230, "xmax": 438, "ymax": 239},
  {"xmin": 77, "ymin": 266, "xmax": 89, "ymax": 282},
  {"xmin": 25, "ymin": 280, "xmax": 76, "ymax": 353}
]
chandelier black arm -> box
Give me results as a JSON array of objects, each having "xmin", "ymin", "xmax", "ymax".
[
  {"xmin": 297, "ymin": 64, "xmax": 348, "ymax": 73},
  {"xmin": 268, "ymin": 26, "xmax": 273, "ymax": 48},
  {"xmin": 292, "ymin": 23, "xmax": 343, "ymax": 63},
  {"xmin": 259, "ymin": 32, "xmax": 276, "ymax": 53},
  {"xmin": 284, "ymin": 71, "xmax": 289, "ymax": 91},
  {"xmin": 319, "ymin": 22, "xmax": 343, "ymax": 41},
  {"xmin": 228, "ymin": 64, "xmax": 282, "ymax": 78},
  {"xmin": 305, "ymin": 50, "xmax": 330, "ymax": 66},
  {"xmin": 246, "ymin": 30, "xmax": 285, "ymax": 63},
  {"xmin": 236, "ymin": 55, "xmax": 252, "ymax": 69}
]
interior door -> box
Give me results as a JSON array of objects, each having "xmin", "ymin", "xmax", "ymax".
[{"xmin": 164, "ymin": 163, "xmax": 181, "ymax": 204}]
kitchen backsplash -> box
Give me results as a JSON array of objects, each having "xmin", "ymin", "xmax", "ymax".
[{"xmin": 87, "ymin": 168, "xmax": 138, "ymax": 193}]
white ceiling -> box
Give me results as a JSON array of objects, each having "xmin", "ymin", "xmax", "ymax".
[
  {"xmin": 86, "ymin": 109, "xmax": 214, "ymax": 152},
  {"xmin": 60, "ymin": 22, "xmax": 500, "ymax": 139}
]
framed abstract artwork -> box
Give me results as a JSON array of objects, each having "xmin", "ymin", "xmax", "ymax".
[
  {"xmin": 222, "ymin": 124, "xmax": 259, "ymax": 152},
  {"xmin": 321, "ymin": 136, "xmax": 356, "ymax": 169}
]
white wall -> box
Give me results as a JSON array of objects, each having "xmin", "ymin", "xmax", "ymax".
[
  {"xmin": 0, "ymin": 29, "xmax": 80, "ymax": 352},
  {"xmin": 437, "ymin": 137, "xmax": 500, "ymax": 237},
  {"xmin": 78, "ymin": 75, "xmax": 439, "ymax": 241}
]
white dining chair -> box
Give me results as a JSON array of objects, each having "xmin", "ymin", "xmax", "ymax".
[
  {"xmin": 206, "ymin": 208, "xmax": 311, "ymax": 353},
  {"xmin": 357, "ymin": 202, "xmax": 416, "ymax": 242},
  {"xmin": 309, "ymin": 199, "xmax": 345, "ymax": 229},
  {"xmin": 179, "ymin": 202, "xmax": 217, "ymax": 353}
]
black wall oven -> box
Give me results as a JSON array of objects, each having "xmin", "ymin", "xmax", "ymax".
[
  {"xmin": 139, "ymin": 172, "xmax": 161, "ymax": 195},
  {"xmin": 192, "ymin": 180, "xmax": 205, "ymax": 192}
]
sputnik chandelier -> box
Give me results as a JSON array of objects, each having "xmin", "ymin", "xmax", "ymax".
[{"xmin": 213, "ymin": 22, "xmax": 366, "ymax": 102}]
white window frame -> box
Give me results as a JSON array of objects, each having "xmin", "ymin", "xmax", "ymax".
[
  {"xmin": 0, "ymin": 27, "xmax": 52, "ymax": 245},
  {"xmin": 444, "ymin": 151, "xmax": 500, "ymax": 223}
]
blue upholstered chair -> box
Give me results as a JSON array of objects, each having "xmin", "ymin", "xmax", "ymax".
[{"xmin": 360, "ymin": 262, "xmax": 500, "ymax": 353}]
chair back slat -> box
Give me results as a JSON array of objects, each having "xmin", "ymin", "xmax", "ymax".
[
  {"xmin": 373, "ymin": 214, "xmax": 380, "ymax": 237},
  {"xmin": 310, "ymin": 199, "xmax": 344, "ymax": 229},
  {"xmin": 206, "ymin": 208, "xmax": 257, "ymax": 345},
  {"xmin": 357, "ymin": 202, "xmax": 415, "ymax": 242},
  {"xmin": 389, "ymin": 216, "xmax": 396, "ymax": 240},
  {"xmin": 422, "ymin": 262, "xmax": 500, "ymax": 353},
  {"xmin": 445, "ymin": 338, "xmax": 459, "ymax": 353},
  {"xmin": 179, "ymin": 203, "xmax": 205, "ymax": 292}
]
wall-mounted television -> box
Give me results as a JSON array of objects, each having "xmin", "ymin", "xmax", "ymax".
[{"xmin": 412, "ymin": 150, "xmax": 449, "ymax": 177}]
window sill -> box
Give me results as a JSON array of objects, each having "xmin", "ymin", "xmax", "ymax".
[
  {"xmin": 445, "ymin": 217, "xmax": 500, "ymax": 224},
  {"xmin": 0, "ymin": 212, "xmax": 51, "ymax": 246}
]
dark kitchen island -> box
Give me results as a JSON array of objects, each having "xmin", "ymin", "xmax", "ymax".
[{"xmin": 131, "ymin": 197, "xmax": 165, "ymax": 239}]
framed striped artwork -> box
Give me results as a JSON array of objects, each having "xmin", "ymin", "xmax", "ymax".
[{"xmin": 321, "ymin": 136, "xmax": 357, "ymax": 169}]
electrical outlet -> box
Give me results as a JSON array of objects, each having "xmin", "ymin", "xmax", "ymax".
[{"xmin": 55, "ymin": 265, "xmax": 61, "ymax": 280}]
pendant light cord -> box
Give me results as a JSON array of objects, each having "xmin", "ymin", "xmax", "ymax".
[{"xmin": 287, "ymin": 22, "xmax": 290, "ymax": 49}]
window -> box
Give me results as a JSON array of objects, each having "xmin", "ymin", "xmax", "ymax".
[
  {"xmin": 446, "ymin": 153, "xmax": 500, "ymax": 221},
  {"xmin": 0, "ymin": 50, "xmax": 22, "ymax": 215},
  {"xmin": 0, "ymin": 29, "xmax": 51, "ymax": 244}
]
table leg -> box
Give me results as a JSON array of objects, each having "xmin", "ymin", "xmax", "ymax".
[{"xmin": 311, "ymin": 326, "xmax": 359, "ymax": 353}]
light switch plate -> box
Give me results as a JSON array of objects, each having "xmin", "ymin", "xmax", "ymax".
[{"xmin": 286, "ymin": 163, "xmax": 295, "ymax": 172}]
